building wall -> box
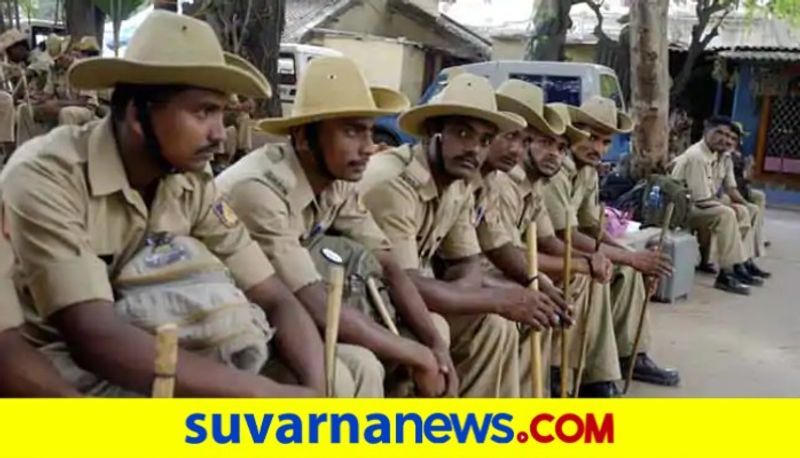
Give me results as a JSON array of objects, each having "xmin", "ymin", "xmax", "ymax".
[
  {"xmin": 320, "ymin": 35, "xmax": 405, "ymax": 90},
  {"xmin": 491, "ymin": 37, "xmax": 595, "ymax": 63},
  {"xmin": 731, "ymin": 64, "xmax": 760, "ymax": 157},
  {"xmin": 317, "ymin": 35, "xmax": 426, "ymax": 102},
  {"xmin": 401, "ymin": 44, "xmax": 427, "ymax": 102}
]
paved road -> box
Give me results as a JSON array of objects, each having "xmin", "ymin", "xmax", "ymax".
[{"xmin": 628, "ymin": 209, "xmax": 800, "ymax": 397}]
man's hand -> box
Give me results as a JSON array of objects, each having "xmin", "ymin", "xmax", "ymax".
[
  {"xmin": 496, "ymin": 287, "xmax": 571, "ymax": 330},
  {"xmin": 431, "ymin": 343, "xmax": 458, "ymax": 397},
  {"xmin": 411, "ymin": 348, "xmax": 447, "ymax": 397},
  {"xmin": 629, "ymin": 249, "xmax": 673, "ymax": 277},
  {"xmin": 588, "ymin": 252, "xmax": 614, "ymax": 283},
  {"xmin": 539, "ymin": 279, "xmax": 575, "ymax": 323}
]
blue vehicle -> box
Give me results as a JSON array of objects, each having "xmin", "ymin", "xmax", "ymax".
[{"xmin": 374, "ymin": 60, "xmax": 630, "ymax": 161}]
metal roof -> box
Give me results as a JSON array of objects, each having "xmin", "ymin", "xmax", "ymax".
[{"xmin": 717, "ymin": 49, "xmax": 800, "ymax": 62}]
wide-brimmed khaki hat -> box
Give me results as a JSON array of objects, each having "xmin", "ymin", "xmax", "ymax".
[
  {"xmin": 223, "ymin": 52, "xmax": 272, "ymax": 98},
  {"xmin": 0, "ymin": 29, "xmax": 28, "ymax": 54},
  {"xmin": 258, "ymin": 56, "xmax": 409, "ymax": 135},
  {"xmin": 398, "ymin": 73, "xmax": 526, "ymax": 138},
  {"xmin": 496, "ymin": 79, "xmax": 565, "ymax": 137},
  {"xmin": 568, "ymin": 96, "xmax": 633, "ymax": 134},
  {"xmin": 68, "ymin": 11, "xmax": 269, "ymax": 99},
  {"xmin": 75, "ymin": 36, "xmax": 101, "ymax": 54},
  {"xmin": 46, "ymin": 34, "xmax": 63, "ymax": 57},
  {"xmin": 548, "ymin": 103, "xmax": 590, "ymax": 144}
]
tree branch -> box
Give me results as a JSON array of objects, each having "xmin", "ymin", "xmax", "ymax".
[{"xmin": 584, "ymin": 0, "xmax": 613, "ymax": 43}]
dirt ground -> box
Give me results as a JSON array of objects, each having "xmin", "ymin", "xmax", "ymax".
[{"xmin": 628, "ymin": 209, "xmax": 800, "ymax": 397}]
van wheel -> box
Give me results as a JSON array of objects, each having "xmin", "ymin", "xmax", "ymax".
[{"xmin": 373, "ymin": 129, "xmax": 400, "ymax": 148}]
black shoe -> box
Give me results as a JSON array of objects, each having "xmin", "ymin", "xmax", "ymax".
[
  {"xmin": 578, "ymin": 381, "xmax": 621, "ymax": 398},
  {"xmin": 734, "ymin": 264, "xmax": 764, "ymax": 286},
  {"xmin": 696, "ymin": 262, "xmax": 718, "ymax": 275},
  {"xmin": 745, "ymin": 260, "xmax": 772, "ymax": 279},
  {"xmin": 715, "ymin": 271, "xmax": 751, "ymax": 295},
  {"xmin": 620, "ymin": 353, "xmax": 680, "ymax": 387}
]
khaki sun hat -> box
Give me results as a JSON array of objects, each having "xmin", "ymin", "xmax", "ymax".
[
  {"xmin": 495, "ymin": 79, "xmax": 565, "ymax": 137},
  {"xmin": 258, "ymin": 56, "xmax": 409, "ymax": 136},
  {"xmin": 568, "ymin": 95, "xmax": 633, "ymax": 134},
  {"xmin": 398, "ymin": 73, "xmax": 526, "ymax": 138},
  {"xmin": 75, "ymin": 36, "xmax": 101, "ymax": 54},
  {"xmin": 223, "ymin": 52, "xmax": 272, "ymax": 98},
  {"xmin": 548, "ymin": 103, "xmax": 590, "ymax": 144},
  {"xmin": 0, "ymin": 29, "xmax": 28, "ymax": 54},
  {"xmin": 68, "ymin": 11, "xmax": 269, "ymax": 99},
  {"xmin": 46, "ymin": 34, "xmax": 63, "ymax": 57}
]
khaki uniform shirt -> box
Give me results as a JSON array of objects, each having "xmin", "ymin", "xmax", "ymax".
[
  {"xmin": 362, "ymin": 144, "xmax": 481, "ymax": 272},
  {"xmin": 716, "ymin": 152, "xmax": 737, "ymax": 193},
  {"xmin": 0, "ymin": 236, "xmax": 22, "ymax": 333},
  {"xmin": 543, "ymin": 155, "xmax": 603, "ymax": 231},
  {"xmin": 0, "ymin": 118, "xmax": 272, "ymax": 341},
  {"xmin": 670, "ymin": 140, "xmax": 720, "ymax": 203},
  {"xmin": 475, "ymin": 166, "xmax": 556, "ymax": 252},
  {"xmin": 216, "ymin": 143, "xmax": 392, "ymax": 292}
]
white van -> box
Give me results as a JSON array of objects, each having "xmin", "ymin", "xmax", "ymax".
[
  {"xmin": 278, "ymin": 43, "xmax": 343, "ymax": 114},
  {"xmin": 456, "ymin": 60, "xmax": 626, "ymax": 111}
]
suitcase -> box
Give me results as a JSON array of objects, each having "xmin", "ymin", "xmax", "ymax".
[{"xmin": 621, "ymin": 229, "xmax": 699, "ymax": 303}]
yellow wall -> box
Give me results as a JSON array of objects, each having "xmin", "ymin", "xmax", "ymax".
[{"xmin": 318, "ymin": 35, "xmax": 427, "ymax": 102}]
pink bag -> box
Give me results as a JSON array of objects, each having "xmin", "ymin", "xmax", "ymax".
[{"xmin": 604, "ymin": 207, "xmax": 633, "ymax": 238}]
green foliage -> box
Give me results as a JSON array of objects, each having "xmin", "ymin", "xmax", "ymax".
[
  {"xmin": 743, "ymin": 0, "xmax": 800, "ymax": 23},
  {"xmin": 89, "ymin": 0, "xmax": 147, "ymax": 20}
]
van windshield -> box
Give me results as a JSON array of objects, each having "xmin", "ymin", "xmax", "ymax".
[
  {"xmin": 600, "ymin": 73, "xmax": 624, "ymax": 110},
  {"xmin": 509, "ymin": 73, "xmax": 582, "ymax": 106}
]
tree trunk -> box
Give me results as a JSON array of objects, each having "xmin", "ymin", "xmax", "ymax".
[
  {"xmin": 191, "ymin": 0, "xmax": 285, "ymax": 117},
  {"xmin": 629, "ymin": 0, "xmax": 669, "ymax": 177},
  {"xmin": 65, "ymin": 0, "xmax": 106, "ymax": 43},
  {"xmin": 525, "ymin": 0, "xmax": 572, "ymax": 61}
]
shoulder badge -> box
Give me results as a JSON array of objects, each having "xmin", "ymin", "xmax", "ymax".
[{"xmin": 213, "ymin": 198, "xmax": 239, "ymax": 228}]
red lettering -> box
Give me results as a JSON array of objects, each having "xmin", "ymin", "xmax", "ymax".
[
  {"xmin": 555, "ymin": 413, "xmax": 584, "ymax": 443},
  {"xmin": 584, "ymin": 413, "xmax": 614, "ymax": 443},
  {"xmin": 529, "ymin": 413, "xmax": 554, "ymax": 443}
]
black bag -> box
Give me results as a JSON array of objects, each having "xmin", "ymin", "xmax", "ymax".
[
  {"xmin": 640, "ymin": 174, "xmax": 692, "ymax": 230},
  {"xmin": 600, "ymin": 171, "xmax": 637, "ymax": 204}
]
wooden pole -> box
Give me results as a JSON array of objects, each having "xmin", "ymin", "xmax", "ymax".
[
  {"xmin": 526, "ymin": 222, "xmax": 543, "ymax": 398},
  {"xmin": 560, "ymin": 211, "xmax": 573, "ymax": 398},
  {"xmin": 623, "ymin": 202, "xmax": 675, "ymax": 394},
  {"xmin": 366, "ymin": 277, "xmax": 399, "ymax": 336},
  {"xmin": 151, "ymin": 324, "xmax": 178, "ymax": 398},
  {"xmin": 573, "ymin": 206, "xmax": 605, "ymax": 396},
  {"xmin": 324, "ymin": 261, "xmax": 345, "ymax": 398}
]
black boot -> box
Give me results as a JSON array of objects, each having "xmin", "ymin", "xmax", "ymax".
[
  {"xmin": 578, "ymin": 382, "xmax": 621, "ymax": 398},
  {"xmin": 734, "ymin": 264, "xmax": 764, "ymax": 286},
  {"xmin": 714, "ymin": 271, "xmax": 751, "ymax": 295},
  {"xmin": 620, "ymin": 353, "xmax": 680, "ymax": 387},
  {"xmin": 745, "ymin": 260, "xmax": 771, "ymax": 279},
  {"xmin": 696, "ymin": 262, "xmax": 718, "ymax": 275}
]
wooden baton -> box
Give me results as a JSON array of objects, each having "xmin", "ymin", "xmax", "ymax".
[
  {"xmin": 560, "ymin": 210, "xmax": 573, "ymax": 398},
  {"xmin": 573, "ymin": 205, "xmax": 605, "ymax": 396},
  {"xmin": 526, "ymin": 222, "xmax": 543, "ymax": 398},
  {"xmin": 366, "ymin": 277, "xmax": 400, "ymax": 336},
  {"xmin": 623, "ymin": 202, "xmax": 675, "ymax": 394},
  {"xmin": 151, "ymin": 323, "xmax": 178, "ymax": 398},
  {"xmin": 323, "ymin": 249, "xmax": 346, "ymax": 398}
]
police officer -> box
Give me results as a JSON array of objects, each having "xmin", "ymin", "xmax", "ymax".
[
  {"xmin": 363, "ymin": 73, "xmax": 571, "ymax": 398},
  {"xmin": 671, "ymin": 117, "xmax": 760, "ymax": 295},
  {"xmin": 217, "ymin": 56, "xmax": 456, "ymax": 397},
  {"xmin": 0, "ymin": 11, "xmax": 350, "ymax": 397},
  {"xmin": 543, "ymin": 96, "xmax": 679, "ymax": 391}
]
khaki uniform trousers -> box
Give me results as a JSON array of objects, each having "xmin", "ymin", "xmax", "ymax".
[
  {"xmin": 610, "ymin": 266, "xmax": 650, "ymax": 358},
  {"xmin": 550, "ymin": 274, "xmax": 621, "ymax": 391},
  {"xmin": 688, "ymin": 204, "xmax": 746, "ymax": 270},
  {"xmin": 0, "ymin": 91, "xmax": 14, "ymax": 143},
  {"xmin": 721, "ymin": 193, "xmax": 763, "ymax": 259},
  {"xmin": 223, "ymin": 113, "xmax": 253, "ymax": 159},
  {"xmin": 262, "ymin": 343, "xmax": 385, "ymax": 398},
  {"xmin": 447, "ymin": 312, "xmax": 521, "ymax": 398}
]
